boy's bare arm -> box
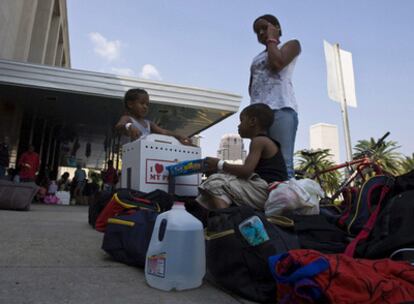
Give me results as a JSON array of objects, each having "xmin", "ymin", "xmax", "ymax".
[{"xmin": 205, "ymin": 138, "xmax": 265, "ymax": 178}]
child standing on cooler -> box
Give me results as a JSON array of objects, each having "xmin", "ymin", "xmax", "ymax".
[{"xmin": 115, "ymin": 88, "xmax": 192, "ymax": 145}]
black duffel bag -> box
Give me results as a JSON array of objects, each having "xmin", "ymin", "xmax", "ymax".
[
  {"xmin": 205, "ymin": 206, "xmax": 299, "ymax": 303},
  {"xmin": 291, "ymin": 214, "xmax": 349, "ymax": 254}
]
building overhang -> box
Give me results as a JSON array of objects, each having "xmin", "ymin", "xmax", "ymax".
[{"xmin": 0, "ymin": 59, "xmax": 242, "ymax": 136}]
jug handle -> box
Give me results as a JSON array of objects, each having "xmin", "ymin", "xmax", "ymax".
[{"xmin": 158, "ymin": 219, "xmax": 168, "ymax": 242}]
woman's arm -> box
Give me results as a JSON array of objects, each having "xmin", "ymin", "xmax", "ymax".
[
  {"xmin": 266, "ymin": 23, "xmax": 301, "ymax": 72},
  {"xmin": 248, "ymin": 74, "xmax": 253, "ymax": 97},
  {"xmin": 205, "ymin": 137, "xmax": 265, "ymax": 179}
]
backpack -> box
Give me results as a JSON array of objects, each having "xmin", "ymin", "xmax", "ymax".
[
  {"xmin": 102, "ymin": 209, "xmax": 158, "ymax": 267},
  {"xmin": 355, "ymin": 190, "xmax": 414, "ymax": 259},
  {"xmin": 393, "ymin": 169, "xmax": 414, "ymax": 195},
  {"xmin": 337, "ymin": 174, "xmax": 394, "ymax": 236},
  {"xmin": 95, "ymin": 189, "xmax": 173, "ymax": 232},
  {"xmin": 269, "ymin": 249, "xmax": 414, "ymax": 304},
  {"xmin": 205, "ymin": 206, "xmax": 299, "ymax": 303}
]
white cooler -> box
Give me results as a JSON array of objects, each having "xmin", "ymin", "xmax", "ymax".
[{"xmin": 121, "ymin": 134, "xmax": 202, "ymax": 196}]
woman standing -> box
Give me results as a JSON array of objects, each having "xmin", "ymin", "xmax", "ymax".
[{"xmin": 249, "ymin": 14, "xmax": 301, "ymax": 179}]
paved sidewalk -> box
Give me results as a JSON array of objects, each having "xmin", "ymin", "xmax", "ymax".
[{"xmin": 0, "ymin": 204, "xmax": 251, "ymax": 304}]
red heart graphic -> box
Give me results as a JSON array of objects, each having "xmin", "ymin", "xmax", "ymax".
[{"xmin": 155, "ymin": 163, "xmax": 164, "ymax": 174}]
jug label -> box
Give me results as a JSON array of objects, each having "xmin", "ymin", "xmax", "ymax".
[{"xmin": 147, "ymin": 253, "xmax": 166, "ymax": 278}]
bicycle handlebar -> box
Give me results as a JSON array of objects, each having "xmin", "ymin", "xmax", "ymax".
[
  {"xmin": 372, "ymin": 131, "xmax": 390, "ymax": 150},
  {"xmin": 356, "ymin": 132, "xmax": 390, "ymax": 158}
]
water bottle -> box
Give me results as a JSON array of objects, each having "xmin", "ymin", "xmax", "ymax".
[{"xmin": 145, "ymin": 202, "xmax": 205, "ymax": 291}]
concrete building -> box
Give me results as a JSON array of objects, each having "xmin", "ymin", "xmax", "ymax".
[
  {"xmin": 310, "ymin": 123, "xmax": 340, "ymax": 163},
  {"xmin": 0, "ymin": 0, "xmax": 70, "ymax": 67},
  {"xmin": 217, "ymin": 134, "xmax": 246, "ymax": 162},
  {"xmin": 0, "ymin": 1, "xmax": 242, "ymax": 180}
]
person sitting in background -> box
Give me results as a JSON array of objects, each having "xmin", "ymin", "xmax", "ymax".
[
  {"xmin": 196, "ymin": 104, "xmax": 287, "ymax": 210},
  {"xmin": 58, "ymin": 172, "xmax": 70, "ymax": 191},
  {"xmin": 18, "ymin": 145, "xmax": 40, "ymax": 182}
]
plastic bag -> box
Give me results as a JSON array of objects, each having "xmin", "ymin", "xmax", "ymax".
[{"xmin": 265, "ymin": 178, "xmax": 324, "ymax": 217}]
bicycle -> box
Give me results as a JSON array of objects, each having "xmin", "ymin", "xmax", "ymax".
[{"xmin": 295, "ymin": 132, "xmax": 391, "ymax": 205}]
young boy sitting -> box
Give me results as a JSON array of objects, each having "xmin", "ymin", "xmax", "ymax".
[
  {"xmin": 115, "ymin": 88, "xmax": 192, "ymax": 145},
  {"xmin": 197, "ymin": 103, "xmax": 288, "ymax": 210}
]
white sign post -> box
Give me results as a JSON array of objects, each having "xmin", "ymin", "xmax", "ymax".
[{"xmin": 324, "ymin": 40, "xmax": 357, "ymax": 162}]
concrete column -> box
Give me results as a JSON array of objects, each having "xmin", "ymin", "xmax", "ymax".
[
  {"xmin": 0, "ymin": 1, "xmax": 24, "ymax": 59},
  {"xmin": 61, "ymin": 50, "xmax": 68, "ymax": 67},
  {"xmin": 9, "ymin": 105, "xmax": 23, "ymax": 168},
  {"xmin": 59, "ymin": 0, "xmax": 71, "ymax": 67},
  {"xmin": 54, "ymin": 27, "xmax": 64, "ymax": 66},
  {"xmin": 28, "ymin": 0, "xmax": 54, "ymax": 64},
  {"xmin": 14, "ymin": 0, "xmax": 38, "ymax": 61},
  {"xmin": 45, "ymin": 15, "xmax": 60, "ymax": 65},
  {"xmin": 39, "ymin": 120, "xmax": 48, "ymax": 160}
]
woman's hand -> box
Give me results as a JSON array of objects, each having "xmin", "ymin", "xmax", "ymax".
[
  {"xmin": 266, "ymin": 22, "xmax": 281, "ymax": 45},
  {"xmin": 204, "ymin": 157, "xmax": 220, "ymax": 172}
]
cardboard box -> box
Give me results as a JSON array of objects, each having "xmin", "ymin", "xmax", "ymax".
[{"xmin": 121, "ymin": 134, "xmax": 202, "ymax": 196}]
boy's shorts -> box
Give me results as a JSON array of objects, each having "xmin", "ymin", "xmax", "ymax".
[{"xmin": 196, "ymin": 173, "xmax": 269, "ymax": 210}]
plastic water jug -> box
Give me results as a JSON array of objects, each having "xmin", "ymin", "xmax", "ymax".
[{"xmin": 145, "ymin": 202, "xmax": 205, "ymax": 291}]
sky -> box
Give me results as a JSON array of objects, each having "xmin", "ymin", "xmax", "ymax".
[{"xmin": 66, "ymin": 0, "xmax": 414, "ymax": 162}]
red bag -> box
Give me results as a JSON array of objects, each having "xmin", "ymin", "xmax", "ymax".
[{"xmin": 269, "ymin": 249, "xmax": 414, "ymax": 304}]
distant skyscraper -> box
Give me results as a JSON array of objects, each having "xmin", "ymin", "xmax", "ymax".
[
  {"xmin": 310, "ymin": 123, "xmax": 340, "ymax": 163},
  {"xmin": 217, "ymin": 134, "xmax": 246, "ymax": 162}
]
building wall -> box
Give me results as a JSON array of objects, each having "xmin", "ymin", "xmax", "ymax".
[
  {"xmin": 310, "ymin": 123, "xmax": 340, "ymax": 164},
  {"xmin": 0, "ymin": 0, "xmax": 71, "ymax": 170},
  {"xmin": 0, "ymin": 0, "xmax": 70, "ymax": 67},
  {"xmin": 217, "ymin": 133, "xmax": 246, "ymax": 162}
]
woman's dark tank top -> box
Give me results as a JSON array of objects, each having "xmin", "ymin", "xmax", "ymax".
[{"xmin": 254, "ymin": 134, "xmax": 288, "ymax": 183}]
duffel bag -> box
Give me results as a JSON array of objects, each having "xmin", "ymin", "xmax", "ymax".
[
  {"xmin": 205, "ymin": 205, "xmax": 299, "ymax": 303},
  {"xmin": 102, "ymin": 209, "xmax": 158, "ymax": 267},
  {"xmin": 0, "ymin": 180, "xmax": 38, "ymax": 211},
  {"xmin": 292, "ymin": 214, "xmax": 349, "ymax": 254}
]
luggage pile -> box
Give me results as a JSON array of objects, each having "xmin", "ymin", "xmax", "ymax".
[{"xmin": 88, "ymin": 169, "xmax": 414, "ymax": 303}]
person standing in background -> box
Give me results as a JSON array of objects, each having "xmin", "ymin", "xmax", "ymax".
[
  {"xmin": 73, "ymin": 164, "xmax": 87, "ymax": 204},
  {"xmin": 18, "ymin": 145, "xmax": 40, "ymax": 182},
  {"xmin": 102, "ymin": 160, "xmax": 118, "ymax": 192},
  {"xmin": 249, "ymin": 14, "xmax": 301, "ymax": 179}
]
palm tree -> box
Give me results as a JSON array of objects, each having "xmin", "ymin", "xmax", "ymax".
[
  {"xmin": 353, "ymin": 138, "xmax": 403, "ymax": 175},
  {"xmin": 295, "ymin": 149, "xmax": 341, "ymax": 195},
  {"xmin": 400, "ymin": 153, "xmax": 414, "ymax": 174}
]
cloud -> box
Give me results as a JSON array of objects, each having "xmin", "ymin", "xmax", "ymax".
[
  {"xmin": 110, "ymin": 67, "xmax": 135, "ymax": 77},
  {"xmin": 139, "ymin": 64, "xmax": 162, "ymax": 81},
  {"xmin": 89, "ymin": 32, "xmax": 121, "ymax": 61}
]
